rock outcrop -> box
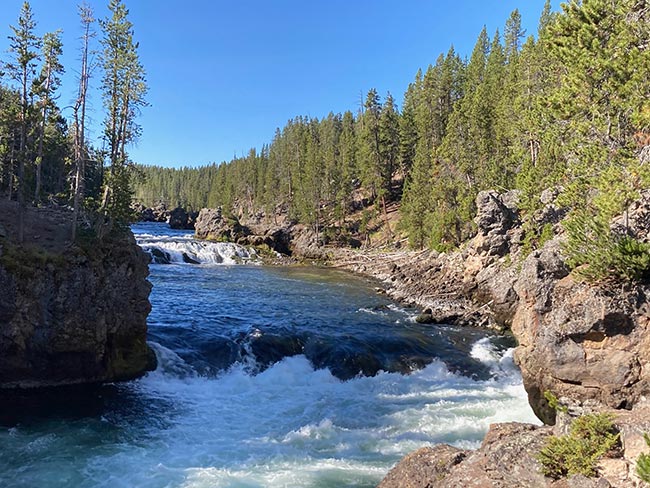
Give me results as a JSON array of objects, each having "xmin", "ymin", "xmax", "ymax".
[
  {"xmin": 513, "ymin": 238, "xmax": 650, "ymax": 424},
  {"xmin": 0, "ymin": 202, "xmax": 156, "ymax": 388},
  {"xmin": 168, "ymin": 206, "xmax": 198, "ymax": 229},
  {"xmin": 194, "ymin": 207, "xmax": 248, "ymax": 242},
  {"xmin": 371, "ymin": 188, "xmax": 650, "ymax": 487},
  {"xmin": 134, "ymin": 201, "xmax": 169, "ymax": 222},
  {"xmin": 380, "ymin": 405, "xmax": 650, "ymax": 487},
  {"xmin": 194, "ymin": 207, "xmax": 322, "ymax": 258}
]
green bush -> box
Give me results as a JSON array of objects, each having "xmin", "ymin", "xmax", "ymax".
[
  {"xmin": 538, "ymin": 413, "xmax": 619, "ymax": 479},
  {"xmin": 522, "ymin": 222, "xmax": 556, "ymax": 256},
  {"xmin": 564, "ymin": 210, "xmax": 650, "ymax": 284},
  {"xmin": 544, "ymin": 390, "xmax": 568, "ymax": 413},
  {"xmin": 636, "ymin": 433, "xmax": 650, "ymax": 483}
]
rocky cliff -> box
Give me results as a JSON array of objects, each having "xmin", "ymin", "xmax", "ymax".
[
  {"xmin": 334, "ymin": 190, "xmax": 650, "ymax": 424},
  {"xmin": 0, "ymin": 202, "xmax": 156, "ymax": 388},
  {"xmin": 326, "ymin": 190, "xmax": 650, "ymax": 486}
]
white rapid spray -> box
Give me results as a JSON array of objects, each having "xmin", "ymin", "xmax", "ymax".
[
  {"xmin": 136, "ymin": 233, "xmax": 258, "ymax": 265},
  {"xmin": 34, "ymin": 342, "xmax": 534, "ymax": 488}
]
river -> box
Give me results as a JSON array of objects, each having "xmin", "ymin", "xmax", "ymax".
[{"xmin": 0, "ymin": 222, "xmax": 539, "ymax": 487}]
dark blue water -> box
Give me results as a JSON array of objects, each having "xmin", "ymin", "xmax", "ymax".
[{"xmin": 0, "ymin": 223, "xmax": 538, "ymax": 487}]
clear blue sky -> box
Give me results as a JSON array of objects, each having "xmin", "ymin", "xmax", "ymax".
[{"xmin": 0, "ymin": 0, "xmax": 559, "ymax": 168}]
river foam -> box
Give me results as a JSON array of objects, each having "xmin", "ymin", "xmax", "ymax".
[{"xmin": 79, "ymin": 341, "xmax": 535, "ymax": 488}]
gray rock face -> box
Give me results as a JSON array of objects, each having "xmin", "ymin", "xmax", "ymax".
[
  {"xmin": 474, "ymin": 190, "xmax": 520, "ymax": 236},
  {"xmin": 0, "ymin": 231, "xmax": 155, "ymax": 388},
  {"xmin": 135, "ymin": 202, "xmax": 169, "ymax": 222},
  {"xmin": 379, "ymin": 423, "xmax": 552, "ymax": 488},
  {"xmin": 289, "ymin": 224, "xmax": 326, "ymax": 260},
  {"xmin": 194, "ymin": 207, "xmax": 248, "ymax": 242},
  {"xmin": 513, "ymin": 237, "xmax": 650, "ymax": 424},
  {"xmin": 168, "ymin": 206, "xmax": 197, "ymax": 230}
]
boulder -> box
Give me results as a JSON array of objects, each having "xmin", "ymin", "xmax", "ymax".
[
  {"xmin": 474, "ymin": 190, "xmax": 520, "ymax": 236},
  {"xmin": 194, "ymin": 207, "xmax": 248, "ymax": 242},
  {"xmin": 378, "ymin": 445, "xmax": 469, "ymax": 488},
  {"xmin": 379, "ymin": 423, "xmax": 551, "ymax": 487},
  {"xmin": 290, "ymin": 224, "xmax": 326, "ymax": 260},
  {"xmin": 264, "ymin": 227, "xmax": 292, "ymax": 255},
  {"xmin": 168, "ymin": 206, "xmax": 197, "ymax": 230},
  {"xmin": 134, "ymin": 202, "xmax": 169, "ymax": 223}
]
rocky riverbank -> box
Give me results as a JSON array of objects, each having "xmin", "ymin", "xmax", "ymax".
[
  {"xmin": 345, "ymin": 190, "xmax": 650, "ymax": 487},
  {"xmin": 0, "ymin": 201, "xmax": 156, "ymax": 389},
  {"xmin": 187, "ymin": 188, "xmax": 650, "ymax": 485},
  {"xmin": 378, "ymin": 401, "xmax": 650, "ymax": 488}
]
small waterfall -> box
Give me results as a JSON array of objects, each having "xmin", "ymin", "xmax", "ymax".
[{"xmin": 136, "ymin": 234, "xmax": 258, "ymax": 265}]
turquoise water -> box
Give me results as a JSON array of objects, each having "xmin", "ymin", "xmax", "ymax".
[{"xmin": 0, "ymin": 223, "xmax": 538, "ymax": 487}]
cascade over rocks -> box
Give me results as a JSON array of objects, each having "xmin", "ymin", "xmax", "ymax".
[
  {"xmin": 194, "ymin": 206, "xmax": 320, "ymax": 258},
  {"xmin": 0, "ymin": 202, "xmax": 156, "ymax": 388}
]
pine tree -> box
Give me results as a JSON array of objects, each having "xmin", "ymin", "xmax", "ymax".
[
  {"xmin": 337, "ymin": 110, "xmax": 357, "ymax": 223},
  {"xmin": 504, "ymin": 9, "xmax": 525, "ymax": 64},
  {"xmin": 399, "ymin": 77, "xmax": 419, "ymax": 180},
  {"xmin": 379, "ymin": 92, "xmax": 400, "ymax": 191},
  {"xmin": 33, "ymin": 29, "xmax": 64, "ymax": 202},
  {"xmin": 98, "ymin": 0, "xmax": 148, "ymax": 235},
  {"xmin": 71, "ymin": 2, "xmax": 94, "ymax": 240},
  {"xmin": 0, "ymin": 87, "xmax": 21, "ymax": 199},
  {"xmin": 359, "ymin": 88, "xmax": 384, "ymax": 201},
  {"xmin": 6, "ymin": 1, "xmax": 41, "ymax": 243},
  {"xmin": 546, "ymin": 0, "xmax": 650, "ymax": 279}
]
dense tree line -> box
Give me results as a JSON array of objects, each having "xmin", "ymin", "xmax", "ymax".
[
  {"xmin": 0, "ymin": 0, "xmax": 147, "ymax": 241},
  {"xmin": 135, "ymin": 0, "xmax": 649, "ymax": 281}
]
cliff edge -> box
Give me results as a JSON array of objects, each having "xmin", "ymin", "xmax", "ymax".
[{"xmin": 0, "ymin": 201, "xmax": 156, "ymax": 388}]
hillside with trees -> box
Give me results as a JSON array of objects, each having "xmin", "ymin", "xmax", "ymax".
[{"xmin": 134, "ymin": 0, "xmax": 650, "ymax": 282}]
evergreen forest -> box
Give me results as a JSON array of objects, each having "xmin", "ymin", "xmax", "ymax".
[
  {"xmin": 134, "ymin": 0, "xmax": 650, "ymax": 282},
  {"xmin": 0, "ymin": 0, "xmax": 649, "ymax": 282}
]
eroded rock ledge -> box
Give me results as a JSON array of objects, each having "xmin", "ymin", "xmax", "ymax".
[
  {"xmin": 0, "ymin": 202, "xmax": 156, "ymax": 388},
  {"xmin": 379, "ymin": 403, "xmax": 650, "ymax": 488}
]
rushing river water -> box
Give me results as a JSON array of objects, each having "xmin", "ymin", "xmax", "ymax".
[{"xmin": 0, "ymin": 223, "xmax": 539, "ymax": 487}]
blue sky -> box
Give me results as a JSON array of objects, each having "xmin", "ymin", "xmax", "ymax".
[{"xmin": 0, "ymin": 0, "xmax": 559, "ymax": 168}]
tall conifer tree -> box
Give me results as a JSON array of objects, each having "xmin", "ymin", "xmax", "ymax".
[
  {"xmin": 99, "ymin": 0, "xmax": 148, "ymax": 234},
  {"xmin": 6, "ymin": 1, "xmax": 40, "ymax": 242}
]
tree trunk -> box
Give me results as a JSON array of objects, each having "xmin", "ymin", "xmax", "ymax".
[
  {"xmin": 34, "ymin": 65, "xmax": 52, "ymax": 203},
  {"xmin": 382, "ymin": 194, "xmax": 393, "ymax": 240},
  {"xmin": 72, "ymin": 7, "xmax": 92, "ymax": 241},
  {"xmin": 17, "ymin": 65, "xmax": 28, "ymax": 244}
]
